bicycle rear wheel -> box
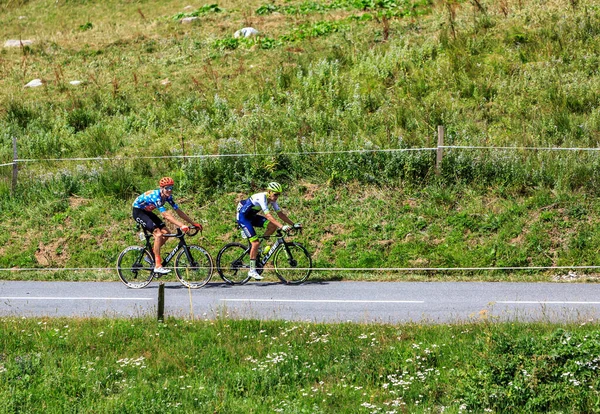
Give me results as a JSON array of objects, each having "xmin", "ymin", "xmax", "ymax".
[
  {"xmin": 216, "ymin": 243, "xmax": 251, "ymax": 285},
  {"xmin": 117, "ymin": 246, "xmax": 154, "ymax": 289},
  {"xmin": 175, "ymin": 245, "xmax": 214, "ymax": 288},
  {"xmin": 273, "ymin": 242, "xmax": 312, "ymax": 284}
]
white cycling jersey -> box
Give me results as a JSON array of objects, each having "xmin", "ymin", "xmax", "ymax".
[{"xmin": 237, "ymin": 192, "xmax": 281, "ymax": 217}]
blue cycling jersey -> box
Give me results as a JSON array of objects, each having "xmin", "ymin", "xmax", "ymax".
[{"xmin": 132, "ymin": 189, "xmax": 179, "ymax": 213}]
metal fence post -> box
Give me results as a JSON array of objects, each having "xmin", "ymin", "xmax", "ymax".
[
  {"xmin": 157, "ymin": 282, "xmax": 165, "ymax": 322},
  {"xmin": 12, "ymin": 136, "xmax": 18, "ymax": 194},
  {"xmin": 436, "ymin": 125, "xmax": 444, "ymax": 175}
]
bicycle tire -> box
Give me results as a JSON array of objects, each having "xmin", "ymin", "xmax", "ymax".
[
  {"xmin": 117, "ymin": 246, "xmax": 154, "ymax": 289},
  {"xmin": 216, "ymin": 242, "xmax": 251, "ymax": 285},
  {"xmin": 175, "ymin": 245, "xmax": 214, "ymax": 288},
  {"xmin": 273, "ymin": 242, "xmax": 312, "ymax": 285}
]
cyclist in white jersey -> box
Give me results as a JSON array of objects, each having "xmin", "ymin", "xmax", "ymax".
[{"xmin": 236, "ymin": 182, "xmax": 301, "ymax": 280}]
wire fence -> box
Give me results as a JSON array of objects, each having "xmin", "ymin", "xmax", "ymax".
[
  {"xmin": 6, "ymin": 140, "xmax": 600, "ymax": 196},
  {"xmin": 8, "ymin": 144, "xmax": 600, "ymax": 165},
  {"xmin": 0, "ymin": 265, "xmax": 598, "ymax": 273}
]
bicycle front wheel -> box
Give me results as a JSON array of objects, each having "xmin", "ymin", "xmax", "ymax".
[
  {"xmin": 273, "ymin": 242, "xmax": 312, "ymax": 284},
  {"xmin": 175, "ymin": 245, "xmax": 214, "ymax": 288},
  {"xmin": 117, "ymin": 246, "xmax": 154, "ymax": 289},
  {"xmin": 216, "ymin": 243, "xmax": 251, "ymax": 285}
]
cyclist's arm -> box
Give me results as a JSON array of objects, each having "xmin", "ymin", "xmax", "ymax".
[
  {"xmin": 161, "ymin": 210, "xmax": 187, "ymax": 228},
  {"xmin": 264, "ymin": 212, "xmax": 285, "ymax": 229},
  {"xmin": 175, "ymin": 209, "xmax": 196, "ymax": 225},
  {"xmin": 276, "ymin": 211, "xmax": 294, "ymax": 226}
]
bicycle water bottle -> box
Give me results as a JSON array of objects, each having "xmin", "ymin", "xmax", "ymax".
[
  {"xmin": 263, "ymin": 244, "xmax": 271, "ymax": 255},
  {"xmin": 139, "ymin": 231, "xmax": 145, "ymax": 241}
]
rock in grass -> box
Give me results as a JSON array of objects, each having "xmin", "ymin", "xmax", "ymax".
[
  {"xmin": 181, "ymin": 16, "xmax": 198, "ymax": 24},
  {"xmin": 234, "ymin": 27, "xmax": 259, "ymax": 38},
  {"xmin": 4, "ymin": 39, "xmax": 33, "ymax": 47},
  {"xmin": 24, "ymin": 79, "xmax": 43, "ymax": 88}
]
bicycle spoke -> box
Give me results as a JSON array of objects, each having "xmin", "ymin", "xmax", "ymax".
[
  {"xmin": 216, "ymin": 243, "xmax": 251, "ymax": 285},
  {"xmin": 273, "ymin": 242, "xmax": 312, "ymax": 284},
  {"xmin": 175, "ymin": 245, "xmax": 213, "ymax": 288},
  {"xmin": 117, "ymin": 246, "xmax": 154, "ymax": 289}
]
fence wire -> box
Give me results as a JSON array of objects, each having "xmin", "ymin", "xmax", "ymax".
[{"xmin": 5, "ymin": 144, "xmax": 600, "ymax": 167}]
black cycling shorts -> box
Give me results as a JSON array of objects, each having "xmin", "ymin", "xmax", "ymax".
[{"xmin": 132, "ymin": 208, "xmax": 166, "ymax": 231}]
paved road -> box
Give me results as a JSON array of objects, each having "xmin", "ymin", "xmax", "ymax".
[{"xmin": 1, "ymin": 280, "xmax": 600, "ymax": 323}]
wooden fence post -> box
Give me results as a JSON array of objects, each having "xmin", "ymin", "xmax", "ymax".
[
  {"xmin": 436, "ymin": 125, "xmax": 444, "ymax": 175},
  {"xmin": 12, "ymin": 136, "xmax": 18, "ymax": 194},
  {"xmin": 157, "ymin": 282, "xmax": 165, "ymax": 322}
]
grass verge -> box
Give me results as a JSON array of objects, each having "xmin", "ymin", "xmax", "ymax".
[{"xmin": 1, "ymin": 317, "xmax": 599, "ymax": 412}]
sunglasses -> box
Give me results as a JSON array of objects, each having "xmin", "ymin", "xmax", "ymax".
[{"xmin": 164, "ymin": 186, "xmax": 174, "ymax": 191}]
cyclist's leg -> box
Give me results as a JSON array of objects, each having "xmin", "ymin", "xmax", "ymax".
[
  {"xmin": 152, "ymin": 226, "xmax": 168, "ymax": 266},
  {"xmin": 238, "ymin": 214, "xmax": 264, "ymax": 279},
  {"xmin": 238, "ymin": 215, "xmax": 260, "ymax": 259},
  {"xmin": 133, "ymin": 207, "xmax": 156, "ymax": 231},
  {"xmin": 264, "ymin": 220, "xmax": 278, "ymax": 237},
  {"xmin": 134, "ymin": 208, "xmax": 168, "ymax": 270},
  {"xmin": 249, "ymin": 216, "xmax": 269, "ymax": 256}
]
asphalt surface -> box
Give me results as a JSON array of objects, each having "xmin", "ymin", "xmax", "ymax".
[{"xmin": 2, "ymin": 280, "xmax": 600, "ymax": 323}]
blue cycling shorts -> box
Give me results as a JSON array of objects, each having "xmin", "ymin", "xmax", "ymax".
[{"xmin": 237, "ymin": 213, "xmax": 268, "ymax": 241}]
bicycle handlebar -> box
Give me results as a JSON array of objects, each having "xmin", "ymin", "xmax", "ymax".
[
  {"xmin": 276, "ymin": 227, "xmax": 303, "ymax": 237},
  {"xmin": 149, "ymin": 225, "xmax": 201, "ymax": 239},
  {"xmin": 187, "ymin": 226, "xmax": 200, "ymax": 237}
]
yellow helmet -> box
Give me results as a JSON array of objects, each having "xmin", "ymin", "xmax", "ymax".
[{"xmin": 266, "ymin": 182, "xmax": 283, "ymax": 193}]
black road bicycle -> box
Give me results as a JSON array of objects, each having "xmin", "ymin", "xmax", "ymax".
[
  {"xmin": 117, "ymin": 225, "xmax": 213, "ymax": 289},
  {"xmin": 216, "ymin": 227, "xmax": 312, "ymax": 285}
]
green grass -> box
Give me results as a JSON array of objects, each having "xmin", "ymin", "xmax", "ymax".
[
  {"xmin": 1, "ymin": 317, "xmax": 600, "ymax": 412},
  {"xmin": 1, "ymin": 1, "xmax": 600, "ymax": 278},
  {"xmin": 2, "ymin": 181, "xmax": 600, "ymax": 283},
  {"xmin": 2, "ymin": 0, "xmax": 600, "ymax": 161}
]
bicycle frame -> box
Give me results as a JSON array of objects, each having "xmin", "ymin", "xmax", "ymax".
[
  {"xmin": 141, "ymin": 227, "xmax": 193, "ymax": 267},
  {"xmin": 256, "ymin": 234, "xmax": 286, "ymax": 268}
]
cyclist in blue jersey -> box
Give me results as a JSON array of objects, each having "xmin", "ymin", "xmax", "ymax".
[
  {"xmin": 237, "ymin": 182, "xmax": 301, "ymax": 280},
  {"xmin": 132, "ymin": 177, "xmax": 201, "ymax": 275}
]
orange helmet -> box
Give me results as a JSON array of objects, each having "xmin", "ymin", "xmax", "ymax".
[{"xmin": 159, "ymin": 176, "xmax": 175, "ymax": 187}]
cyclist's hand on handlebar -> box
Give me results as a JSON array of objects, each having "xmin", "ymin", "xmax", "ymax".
[
  {"xmin": 192, "ymin": 222, "xmax": 203, "ymax": 231},
  {"xmin": 181, "ymin": 225, "xmax": 190, "ymax": 233},
  {"xmin": 293, "ymin": 222, "xmax": 302, "ymax": 229},
  {"xmin": 282, "ymin": 225, "xmax": 292, "ymax": 232}
]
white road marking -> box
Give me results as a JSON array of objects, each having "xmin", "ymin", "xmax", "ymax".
[
  {"xmin": 498, "ymin": 301, "xmax": 600, "ymax": 305},
  {"xmin": 222, "ymin": 299, "xmax": 424, "ymax": 304},
  {"xmin": 0, "ymin": 297, "xmax": 153, "ymax": 301}
]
